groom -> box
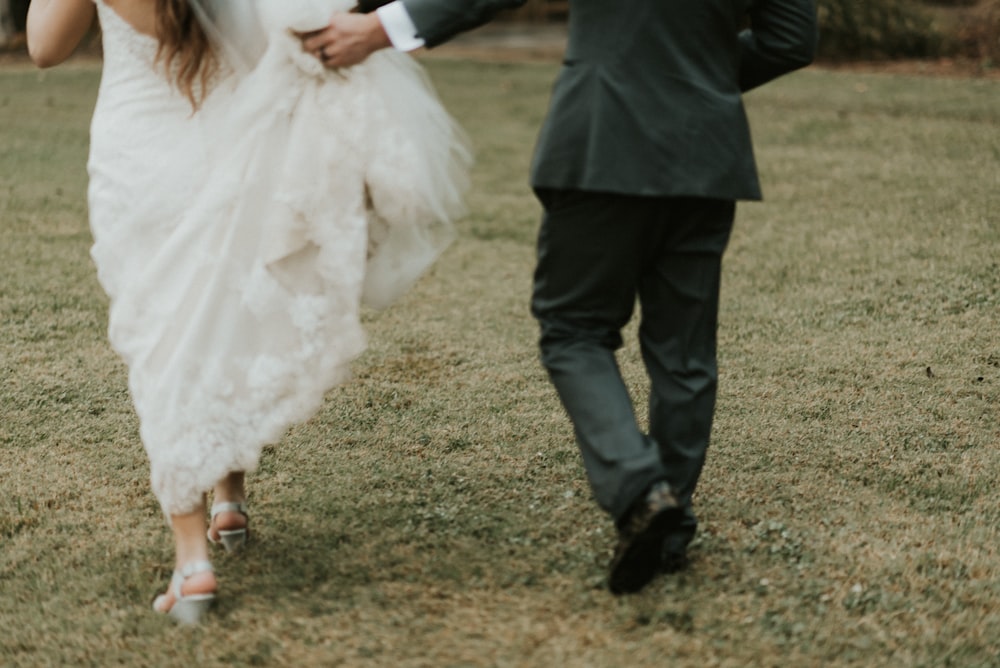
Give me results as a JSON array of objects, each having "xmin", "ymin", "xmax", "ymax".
[{"xmin": 304, "ymin": 0, "xmax": 817, "ymax": 594}]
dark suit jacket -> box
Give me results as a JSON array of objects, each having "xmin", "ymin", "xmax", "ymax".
[{"xmin": 401, "ymin": 0, "xmax": 817, "ymax": 201}]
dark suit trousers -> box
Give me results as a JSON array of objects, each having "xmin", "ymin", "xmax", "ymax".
[{"xmin": 531, "ymin": 190, "xmax": 735, "ymax": 533}]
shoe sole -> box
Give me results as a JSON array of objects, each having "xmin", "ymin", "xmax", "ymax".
[
  {"xmin": 608, "ymin": 506, "xmax": 683, "ymax": 595},
  {"xmin": 207, "ymin": 527, "xmax": 248, "ymax": 554},
  {"xmin": 167, "ymin": 594, "xmax": 215, "ymax": 626}
]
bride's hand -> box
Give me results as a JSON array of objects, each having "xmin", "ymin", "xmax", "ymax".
[{"xmin": 298, "ymin": 12, "xmax": 391, "ymax": 69}]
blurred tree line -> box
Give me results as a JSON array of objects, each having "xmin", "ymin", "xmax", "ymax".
[
  {"xmin": 2, "ymin": 0, "xmax": 998, "ymax": 64},
  {"xmin": 817, "ymin": 0, "xmax": 999, "ymax": 62},
  {"xmin": 1, "ymin": 0, "xmax": 28, "ymax": 47}
]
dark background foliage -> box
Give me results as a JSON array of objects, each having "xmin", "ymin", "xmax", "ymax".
[
  {"xmin": 817, "ymin": 0, "xmax": 943, "ymax": 59},
  {"xmin": 3, "ymin": 0, "xmax": 999, "ymax": 64},
  {"xmin": 816, "ymin": 0, "xmax": 999, "ymax": 62}
]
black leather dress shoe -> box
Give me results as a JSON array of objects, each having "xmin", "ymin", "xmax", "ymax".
[
  {"xmin": 660, "ymin": 549, "xmax": 690, "ymax": 574},
  {"xmin": 608, "ymin": 481, "xmax": 683, "ymax": 595}
]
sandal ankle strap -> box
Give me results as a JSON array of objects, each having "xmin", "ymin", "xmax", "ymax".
[
  {"xmin": 210, "ymin": 501, "xmax": 247, "ymax": 519},
  {"xmin": 172, "ymin": 560, "xmax": 214, "ymax": 598},
  {"xmin": 177, "ymin": 560, "xmax": 214, "ymax": 579}
]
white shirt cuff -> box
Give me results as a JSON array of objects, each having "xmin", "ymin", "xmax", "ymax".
[{"xmin": 376, "ymin": 2, "xmax": 426, "ymax": 52}]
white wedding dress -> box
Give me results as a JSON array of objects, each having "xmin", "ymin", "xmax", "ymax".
[{"xmin": 87, "ymin": 0, "xmax": 471, "ymax": 516}]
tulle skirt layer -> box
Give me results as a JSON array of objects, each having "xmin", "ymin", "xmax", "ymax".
[{"xmin": 89, "ymin": 24, "xmax": 470, "ymax": 516}]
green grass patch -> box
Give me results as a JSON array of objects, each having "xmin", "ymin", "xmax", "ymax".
[{"xmin": 1, "ymin": 58, "xmax": 998, "ymax": 666}]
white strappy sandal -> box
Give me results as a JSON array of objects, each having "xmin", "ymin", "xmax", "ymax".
[
  {"xmin": 152, "ymin": 560, "xmax": 216, "ymax": 625},
  {"xmin": 207, "ymin": 501, "xmax": 249, "ymax": 553}
]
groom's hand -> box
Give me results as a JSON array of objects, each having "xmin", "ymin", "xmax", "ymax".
[{"xmin": 299, "ymin": 13, "xmax": 391, "ymax": 69}]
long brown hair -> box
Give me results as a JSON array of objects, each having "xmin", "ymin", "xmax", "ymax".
[{"xmin": 154, "ymin": 0, "xmax": 217, "ymax": 107}]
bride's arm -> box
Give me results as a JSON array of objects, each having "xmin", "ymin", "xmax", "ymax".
[{"xmin": 27, "ymin": 0, "xmax": 97, "ymax": 68}]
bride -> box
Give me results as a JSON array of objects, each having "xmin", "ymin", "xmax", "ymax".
[{"xmin": 27, "ymin": 0, "xmax": 470, "ymax": 624}]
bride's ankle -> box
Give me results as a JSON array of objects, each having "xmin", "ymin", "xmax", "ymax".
[{"xmin": 213, "ymin": 472, "xmax": 246, "ymax": 503}]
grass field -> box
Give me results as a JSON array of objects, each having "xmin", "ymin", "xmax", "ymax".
[{"xmin": 1, "ymin": 57, "xmax": 999, "ymax": 666}]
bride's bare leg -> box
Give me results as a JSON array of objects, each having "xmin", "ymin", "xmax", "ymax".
[
  {"xmin": 153, "ymin": 502, "xmax": 217, "ymax": 613},
  {"xmin": 209, "ymin": 471, "xmax": 248, "ymax": 540}
]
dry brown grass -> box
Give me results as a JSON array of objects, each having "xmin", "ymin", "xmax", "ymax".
[{"xmin": 1, "ymin": 58, "xmax": 999, "ymax": 666}]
